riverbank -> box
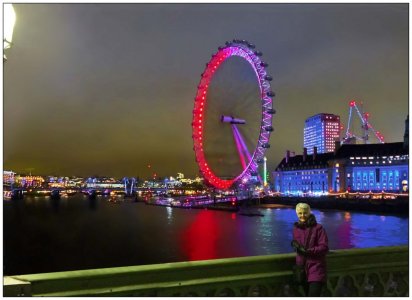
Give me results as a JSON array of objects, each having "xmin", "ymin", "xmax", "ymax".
[
  {"xmin": 143, "ymin": 194, "xmax": 408, "ymax": 216},
  {"xmin": 259, "ymin": 195, "xmax": 408, "ymax": 216}
]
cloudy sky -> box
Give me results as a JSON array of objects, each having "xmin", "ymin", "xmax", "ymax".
[{"xmin": 4, "ymin": 3, "xmax": 408, "ymax": 178}]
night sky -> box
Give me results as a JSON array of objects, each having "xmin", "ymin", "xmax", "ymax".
[{"xmin": 3, "ymin": 3, "xmax": 408, "ymax": 179}]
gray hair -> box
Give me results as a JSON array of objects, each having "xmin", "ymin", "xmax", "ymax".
[{"xmin": 296, "ymin": 203, "xmax": 311, "ymax": 213}]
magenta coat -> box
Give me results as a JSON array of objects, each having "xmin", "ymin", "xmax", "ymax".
[{"xmin": 292, "ymin": 214, "xmax": 329, "ymax": 282}]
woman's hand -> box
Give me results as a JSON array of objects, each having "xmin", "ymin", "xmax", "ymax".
[{"xmin": 291, "ymin": 240, "xmax": 307, "ymax": 255}]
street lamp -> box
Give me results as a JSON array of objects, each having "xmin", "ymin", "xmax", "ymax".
[{"xmin": 3, "ymin": 3, "xmax": 16, "ymax": 61}]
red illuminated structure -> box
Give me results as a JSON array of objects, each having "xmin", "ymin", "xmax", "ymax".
[
  {"xmin": 192, "ymin": 39, "xmax": 275, "ymax": 190},
  {"xmin": 343, "ymin": 99, "xmax": 384, "ymax": 144}
]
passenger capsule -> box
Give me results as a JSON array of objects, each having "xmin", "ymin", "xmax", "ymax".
[
  {"xmin": 260, "ymin": 61, "xmax": 268, "ymax": 67},
  {"xmin": 254, "ymin": 51, "xmax": 263, "ymax": 56},
  {"xmin": 264, "ymin": 75, "xmax": 273, "ymax": 81},
  {"xmin": 257, "ymin": 158, "xmax": 264, "ymax": 164},
  {"xmin": 247, "ymin": 43, "xmax": 256, "ymax": 49},
  {"xmin": 267, "ymin": 108, "xmax": 276, "ymax": 114},
  {"xmin": 265, "ymin": 126, "xmax": 274, "ymax": 132},
  {"xmin": 266, "ymin": 91, "xmax": 275, "ymax": 97},
  {"xmin": 262, "ymin": 143, "xmax": 270, "ymax": 149}
]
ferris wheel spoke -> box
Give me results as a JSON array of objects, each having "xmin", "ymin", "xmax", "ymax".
[
  {"xmin": 231, "ymin": 124, "xmax": 263, "ymax": 187},
  {"xmin": 232, "ymin": 124, "xmax": 251, "ymax": 162},
  {"xmin": 232, "ymin": 124, "xmax": 252, "ymax": 164},
  {"xmin": 231, "ymin": 125, "xmax": 247, "ymax": 170}
]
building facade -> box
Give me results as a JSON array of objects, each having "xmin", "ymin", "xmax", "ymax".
[
  {"xmin": 3, "ymin": 171, "xmax": 15, "ymax": 186},
  {"xmin": 304, "ymin": 113, "xmax": 341, "ymax": 154},
  {"xmin": 274, "ymin": 143, "xmax": 409, "ymax": 195},
  {"xmin": 273, "ymin": 149, "xmax": 333, "ymax": 196},
  {"xmin": 330, "ymin": 143, "xmax": 409, "ymax": 193},
  {"xmin": 14, "ymin": 175, "xmax": 45, "ymax": 188}
]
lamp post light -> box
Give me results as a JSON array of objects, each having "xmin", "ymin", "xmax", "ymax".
[{"xmin": 3, "ymin": 3, "xmax": 16, "ymax": 61}]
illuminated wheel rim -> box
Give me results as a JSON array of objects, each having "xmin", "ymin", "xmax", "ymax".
[{"xmin": 192, "ymin": 39, "xmax": 275, "ymax": 190}]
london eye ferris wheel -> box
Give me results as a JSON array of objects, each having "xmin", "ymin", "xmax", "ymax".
[{"xmin": 192, "ymin": 39, "xmax": 276, "ymax": 190}]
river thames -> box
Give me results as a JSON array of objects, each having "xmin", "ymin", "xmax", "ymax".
[{"xmin": 4, "ymin": 194, "xmax": 408, "ymax": 276}]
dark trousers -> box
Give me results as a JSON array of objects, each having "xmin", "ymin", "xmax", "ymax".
[{"xmin": 304, "ymin": 281, "xmax": 324, "ymax": 297}]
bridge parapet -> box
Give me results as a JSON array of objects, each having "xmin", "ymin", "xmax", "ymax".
[{"xmin": 3, "ymin": 246, "xmax": 408, "ymax": 296}]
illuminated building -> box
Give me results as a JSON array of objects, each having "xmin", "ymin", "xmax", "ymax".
[
  {"xmin": 15, "ymin": 175, "xmax": 45, "ymax": 188},
  {"xmin": 304, "ymin": 113, "xmax": 341, "ymax": 154},
  {"xmin": 273, "ymin": 148, "xmax": 333, "ymax": 196},
  {"xmin": 85, "ymin": 177, "xmax": 123, "ymax": 188},
  {"xmin": 330, "ymin": 143, "xmax": 408, "ymax": 193},
  {"xmin": 164, "ymin": 176, "xmax": 182, "ymax": 188},
  {"xmin": 274, "ymin": 117, "xmax": 409, "ymax": 195},
  {"xmin": 179, "ymin": 177, "xmax": 204, "ymax": 185},
  {"xmin": 47, "ymin": 177, "xmax": 82, "ymax": 188},
  {"xmin": 175, "ymin": 173, "xmax": 204, "ymax": 185},
  {"xmin": 273, "ymin": 143, "xmax": 408, "ymax": 195},
  {"xmin": 3, "ymin": 171, "xmax": 16, "ymax": 186}
]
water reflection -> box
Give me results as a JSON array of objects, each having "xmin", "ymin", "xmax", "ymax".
[
  {"xmin": 88, "ymin": 197, "xmax": 98, "ymax": 210},
  {"xmin": 255, "ymin": 211, "xmax": 275, "ymax": 254},
  {"xmin": 166, "ymin": 206, "xmax": 173, "ymax": 224},
  {"xmin": 336, "ymin": 216, "xmax": 353, "ymax": 248},
  {"xmin": 181, "ymin": 210, "xmax": 218, "ymax": 260},
  {"xmin": 51, "ymin": 197, "xmax": 60, "ymax": 212}
]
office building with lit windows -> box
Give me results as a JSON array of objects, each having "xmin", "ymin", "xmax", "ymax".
[{"xmin": 304, "ymin": 113, "xmax": 341, "ymax": 154}]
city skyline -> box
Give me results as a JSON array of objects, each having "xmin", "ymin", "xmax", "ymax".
[{"xmin": 4, "ymin": 3, "xmax": 408, "ymax": 178}]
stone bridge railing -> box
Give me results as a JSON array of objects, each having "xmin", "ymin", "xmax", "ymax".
[{"xmin": 4, "ymin": 246, "xmax": 408, "ymax": 297}]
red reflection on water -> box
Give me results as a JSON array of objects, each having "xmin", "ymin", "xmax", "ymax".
[
  {"xmin": 181, "ymin": 210, "xmax": 218, "ymax": 261},
  {"xmin": 337, "ymin": 214, "xmax": 352, "ymax": 248}
]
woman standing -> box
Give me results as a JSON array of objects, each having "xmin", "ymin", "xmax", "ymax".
[{"xmin": 291, "ymin": 203, "xmax": 329, "ymax": 296}]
